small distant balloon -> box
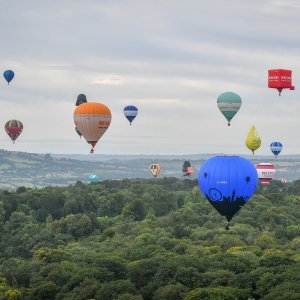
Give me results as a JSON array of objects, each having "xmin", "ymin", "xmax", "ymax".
[
  {"xmin": 245, "ymin": 125, "xmax": 261, "ymax": 154},
  {"xmin": 3, "ymin": 70, "xmax": 15, "ymax": 84},
  {"xmin": 76, "ymin": 94, "xmax": 87, "ymax": 106},
  {"xmin": 217, "ymin": 92, "xmax": 241, "ymax": 126},
  {"xmin": 256, "ymin": 163, "xmax": 276, "ymax": 186},
  {"xmin": 88, "ymin": 175, "xmax": 99, "ymax": 183},
  {"xmin": 123, "ymin": 105, "xmax": 138, "ymax": 125},
  {"xmin": 5, "ymin": 120, "xmax": 23, "ymax": 143},
  {"xmin": 149, "ymin": 164, "xmax": 161, "ymax": 177},
  {"xmin": 270, "ymin": 142, "xmax": 282, "ymax": 157},
  {"xmin": 182, "ymin": 161, "xmax": 193, "ymax": 176}
]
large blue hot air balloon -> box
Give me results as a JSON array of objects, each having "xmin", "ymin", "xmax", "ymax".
[
  {"xmin": 3, "ymin": 70, "xmax": 15, "ymax": 84},
  {"xmin": 123, "ymin": 105, "xmax": 138, "ymax": 125},
  {"xmin": 198, "ymin": 156, "xmax": 258, "ymax": 228},
  {"xmin": 270, "ymin": 142, "xmax": 282, "ymax": 157}
]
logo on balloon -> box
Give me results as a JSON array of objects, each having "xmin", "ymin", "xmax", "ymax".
[{"xmin": 209, "ymin": 188, "xmax": 223, "ymax": 202}]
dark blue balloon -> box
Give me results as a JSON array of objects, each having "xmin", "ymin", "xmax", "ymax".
[
  {"xmin": 198, "ymin": 155, "xmax": 258, "ymax": 222},
  {"xmin": 3, "ymin": 70, "xmax": 15, "ymax": 84}
]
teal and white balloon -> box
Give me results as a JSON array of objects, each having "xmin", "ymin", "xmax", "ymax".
[
  {"xmin": 217, "ymin": 92, "xmax": 242, "ymax": 126},
  {"xmin": 88, "ymin": 175, "xmax": 99, "ymax": 183}
]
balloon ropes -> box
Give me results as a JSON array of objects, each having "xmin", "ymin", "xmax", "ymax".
[
  {"xmin": 123, "ymin": 105, "xmax": 138, "ymax": 125},
  {"xmin": 268, "ymin": 69, "xmax": 295, "ymax": 96},
  {"xmin": 5, "ymin": 120, "xmax": 23, "ymax": 143},
  {"xmin": 245, "ymin": 126, "xmax": 261, "ymax": 154},
  {"xmin": 73, "ymin": 102, "xmax": 111, "ymax": 154},
  {"xmin": 270, "ymin": 142, "xmax": 282, "ymax": 157},
  {"xmin": 149, "ymin": 164, "xmax": 161, "ymax": 177},
  {"xmin": 256, "ymin": 163, "xmax": 276, "ymax": 186},
  {"xmin": 217, "ymin": 92, "xmax": 241, "ymax": 126},
  {"xmin": 198, "ymin": 155, "xmax": 258, "ymax": 229},
  {"xmin": 3, "ymin": 70, "xmax": 15, "ymax": 84}
]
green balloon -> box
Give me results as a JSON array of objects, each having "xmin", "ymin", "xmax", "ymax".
[{"xmin": 217, "ymin": 92, "xmax": 242, "ymax": 126}]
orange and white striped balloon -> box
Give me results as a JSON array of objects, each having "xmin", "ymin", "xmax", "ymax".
[{"xmin": 74, "ymin": 102, "xmax": 111, "ymax": 153}]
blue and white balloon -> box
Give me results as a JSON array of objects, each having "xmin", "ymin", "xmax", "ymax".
[
  {"xmin": 270, "ymin": 142, "xmax": 283, "ymax": 157},
  {"xmin": 123, "ymin": 105, "xmax": 138, "ymax": 125}
]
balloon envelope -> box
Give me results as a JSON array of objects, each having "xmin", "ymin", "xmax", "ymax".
[
  {"xmin": 256, "ymin": 163, "xmax": 276, "ymax": 186},
  {"xmin": 217, "ymin": 92, "xmax": 241, "ymax": 126},
  {"xmin": 88, "ymin": 175, "xmax": 99, "ymax": 183},
  {"xmin": 5, "ymin": 120, "xmax": 23, "ymax": 142},
  {"xmin": 268, "ymin": 69, "xmax": 295, "ymax": 95},
  {"xmin": 270, "ymin": 142, "xmax": 282, "ymax": 157},
  {"xmin": 182, "ymin": 161, "xmax": 193, "ymax": 176},
  {"xmin": 123, "ymin": 105, "xmax": 138, "ymax": 124},
  {"xmin": 198, "ymin": 155, "xmax": 258, "ymax": 222},
  {"xmin": 3, "ymin": 70, "xmax": 14, "ymax": 84},
  {"xmin": 245, "ymin": 126, "xmax": 261, "ymax": 154},
  {"xmin": 76, "ymin": 94, "xmax": 87, "ymax": 106},
  {"xmin": 149, "ymin": 164, "xmax": 160, "ymax": 177},
  {"xmin": 73, "ymin": 102, "xmax": 111, "ymax": 152}
]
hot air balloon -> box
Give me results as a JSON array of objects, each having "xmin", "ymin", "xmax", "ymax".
[
  {"xmin": 198, "ymin": 155, "xmax": 258, "ymax": 229},
  {"xmin": 182, "ymin": 161, "xmax": 193, "ymax": 176},
  {"xmin": 88, "ymin": 175, "xmax": 99, "ymax": 183},
  {"xmin": 3, "ymin": 70, "xmax": 15, "ymax": 84},
  {"xmin": 245, "ymin": 126, "xmax": 261, "ymax": 154},
  {"xmin": 270, "ymin": 142, "xmax": 282, "ymax": 157},
  {"xmin": 76, "ymin": 94, "xmax": 87, "ymax": 106},
  {"xmin": 123, "ymin": 105, "xmax": 138, "ymax": 125},
  {"xmin": 5, "ymin": 120, "xmax": 23, "ymax": 143},
  {"xmin": 217, "ymin": 92, "xmax": 241, "ymax": 126},
  {"xmin": 280, "ymin": 178, "xmax": 288, "ymax": 184},
  {"xmin": 256, "ymin": 163, "xmax": 276, "ymax": 186},
  {"xmin": 268, "ymin": 69, "xmax": 295, "ymax": 95},
  {"xmin": 74, "ymin": 102, "xmax": 111, "ymax": 154},
  {"xmin": 149, "ymin": 164, "xmax": 160, "ymax": 177},
  {"xmin": 75, "ymin": 127, "xmax": 82, "ymax": 138}
]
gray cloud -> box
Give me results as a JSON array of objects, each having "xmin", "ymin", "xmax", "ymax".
[{"xmin": 0, "ymin": 0, "xmax": 299, "ymax": 155}]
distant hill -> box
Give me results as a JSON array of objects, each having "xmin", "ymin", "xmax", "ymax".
[{"xmin": 0, "ymin": 150, "xmax": 299, "ymax": 189}]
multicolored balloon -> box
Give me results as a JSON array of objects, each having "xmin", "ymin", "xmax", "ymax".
[
  {"xmin": 3, "ymin": 70, "xmax": 15, "ymax": 84},
  {"xmin": 198, "ymin": 155, "xmax": 258, "ymax": 228},
  {"xmin": 74, "ymin": 102, "xmax": 111, "ymax": 154},
  {"xmin": 217, "ymin": 92, "xmax": 241, "ymax": 126},
  {"xmin": 149, "ymin": 164, "xmax": 161, "ymax": 177},
  {"xmin": 256, "ymin": 163, "xmax": 276, "ymax": 186},
  {"xmin": 270, "ymin": 142, "xmax": 282, "ymax": 157},
  {"xmin": 245, "ymin": 125, "xmax": 261, "ymax": 154},
  {"xmin": 5, "ymin": 120, "xmax": 23, "ymax": 143},
  {"xmin": 123, "ymin": 105, "xmax": 138, "ymax": 125},
  {"xmin": 182, "ymin": 161, "xmax": 193, "ymax": 176}
]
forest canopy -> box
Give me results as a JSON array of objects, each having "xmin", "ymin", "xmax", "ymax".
[{"xmin": 0, "ymin": 178, "xmax": 299, "ymax": 299}]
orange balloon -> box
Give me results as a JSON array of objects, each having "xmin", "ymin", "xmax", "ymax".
[{"xmin": 74, "ymin": 102, "xmax": 111, "ymax": 153}]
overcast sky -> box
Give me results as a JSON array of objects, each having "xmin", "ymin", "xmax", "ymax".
[{"xmin": 0, "ymin": 0, "xmax": 299, "ymax": 155}]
